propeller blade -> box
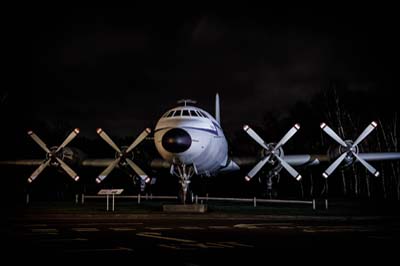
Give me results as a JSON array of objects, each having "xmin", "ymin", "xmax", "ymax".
[
  {"xmin": 274, "ymin": 123, "xmax": 300, "ymax": 150},
  {"xmin": 352, "ymin": 152, "xmax": 380, "ymax": 177},
  {"xmin": 28, "ymin": 159, "xmax": 51, "ymax": 183},
  {"xmin": 320, "ymin": 123, "xmax": 347, "ymax": 147},
  {"xmin": 56, "ymin": 128, "xmax": 80, "ymax": 153},
  {"xmin": 126, "ymin": 158, "xmax": 150, "ymax": 183},
  {"xmin": 96, "ymin": 158, "xmax": 121, "ymax": 183},
  {"xmin": 322, "ymin": 152, "xmax": 348, "ymax": 178},
  {"xmin": 245, "ymin": 155, "xmax": 271, "ymax": 181},
  {"xmin": 27, "ymin": 131, "xmax": 51, "ymax": 154},
  {"xmin": 352, "ymin": 121, "xmax": 378, "ymax": 148},
  {"xmin": 96, "ymin": 128, "xmax": 122, "ymax": 153},
  {"xmin": 56, "ymin": 157, "xmax": 79, "ymax": 181},
  {"xmin": 125, "ymin": 128, "xmax": 151, "ymax": 154},
  {"xmin": 274, "ymin": 155, "xmax": 302, "ymax": 181},
  {"xmin": 243, "ymin": 125, "xmax": 268, "ymax": 150}
]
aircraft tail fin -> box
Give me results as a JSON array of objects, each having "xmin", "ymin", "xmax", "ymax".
[{"xmin": 215, "ymin": 93, "xmax": 220, "ymax": 124}]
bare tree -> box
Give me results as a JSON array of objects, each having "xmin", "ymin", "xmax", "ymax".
[
  {"xmin": 299, "ymin": 180, "xmax": 304, "ymax": 199},
  {"xmin": 332, "ymin": 87, "xmax": 348, "ymax": 195},
  {"xmin": 0, "ymin": 91, "xmax": 7, "ymax": 105},
  {"xmin": 392, "ymin": 113, "xmax": 400, "ymax": 200},
  {"xmin": 387, "ymin": 113, "xmax": 400, "ymax": 200},
  {"xmin": 380, "ymin": 118, "xmax": 399, "ymax": 199},
  {"xmin": 309, "ymin": 171, "xmax": 314, "ymax": 198},
  {"xmin": 376, "ymin": 125, "xmax": 387, "ymax": 199},
  {"xmin": 365, "ymin": 168, "xmax": 371, "ymax": 199},
  {"xmin": 352, "ymin": 164, "xmax": 359, "ymax": 196}
]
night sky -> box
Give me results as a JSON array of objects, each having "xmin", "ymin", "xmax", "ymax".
[{"xmin": 4, "ymin": 6, "xmax": 399, "ymax": 140}]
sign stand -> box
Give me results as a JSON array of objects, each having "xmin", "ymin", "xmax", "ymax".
[
  {"xmin": 106, "ymin": 194, "xmax": 109, "ymax": 211},
  {"xmin": 112, "ymin": 193, "xmax": 115, "ymax": 211},
  {"xmin": 98, "ymin": 189, "xmax": 124, "ymax": 212}
]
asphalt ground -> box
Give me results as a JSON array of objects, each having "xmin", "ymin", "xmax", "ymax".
[{"xmin": 3, "ymin": 199, "xmax": 400, "ymax": 264}]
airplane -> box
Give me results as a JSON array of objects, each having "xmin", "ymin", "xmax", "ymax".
[{"xmin": 1, "ymin": 93, "xmax": 400, "ymax": 203}]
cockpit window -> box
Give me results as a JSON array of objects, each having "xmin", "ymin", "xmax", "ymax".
[
  {"xmin": 196, "ymin": 111, "xmax": 204, "ymax": 117},
  {"xmin": 166, "ymin": 111, "xmax": 175, "ymax": 117},
  {"xmin": 200, "ymin": 111, "xmax": 209, "ymax": 118},
  {"xmin": 163, "ymin": 109, "xmax": 210, "ymax": 119},
  {"xmin": 173, "ymin": 110, "xmax": 182, "ymax": 117}
]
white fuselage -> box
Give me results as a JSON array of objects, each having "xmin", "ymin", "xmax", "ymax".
[{"xmin": 154, "ymin": 105, "xmax": 228, "ymax": 176}]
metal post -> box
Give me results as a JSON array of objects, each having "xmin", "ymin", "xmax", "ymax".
[
  {"xmin": 106, "ymin": 194, "xmax": 109, "ymax": 211},
  {"xmin": 81, "ymin": 193, "xmax": 85, "ymax": 205},
  {"xmin": 325, "ymin": 199, "xmax": 328, "ymax": 210},
  {"xmin": 75, "ymin": 194, "xmax": 79, "ymax": 204},
  {"xmin": 138, "ymin": 193, "xmax": 141, "ymax": 204},
  {"xmin": 195, "ymin": 195, "xmax": 198, "ymax": 204},
  {"xmin": 253, "ymin": 197, "xmax": 257, "ymax": 207},
  {"xmin": 312, "ymin": 199, "xmax": 316, "ymax": 210},
  {"xmin": 26, "ymin": 193, "xmax": 29, "ymax": 205},
  {"xmin": 206, "ymin": 193, "xmax": 209, "ymax": 202},
  {"xmin": 112, "ymin": 193, "xmax": 115, "ymax": 212}
]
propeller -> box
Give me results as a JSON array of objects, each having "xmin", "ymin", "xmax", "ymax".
[
  {"xmin": 96, "ymin": 128, "xmax": 151, "ymax": 184},
  {"xmin": 320, "ymin": 121, "xmax": 380, "ymax": 178},
  {"xmin": 243, "ymin": 124, "xmax": 302, "ymax": 181},
  {"xmin": 27, "ymin": 128, "xmax": 80, "ymax": 183}
]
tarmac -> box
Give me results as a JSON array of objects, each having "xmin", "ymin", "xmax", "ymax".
[{"xmin": 3, "ymin": 198, "xmax": 400, "ymax": 264}]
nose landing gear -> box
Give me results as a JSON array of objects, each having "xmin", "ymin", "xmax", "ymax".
[{"xmin": 171, "ymin": 163, "xmax": 195, "ymax": 204}]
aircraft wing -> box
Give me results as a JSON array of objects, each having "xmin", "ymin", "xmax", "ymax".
[
  {"xmin": 234, "ymin": 152, "xmax": 400, "ymax": 182},
  {"xmin": 282, "ymin": 152, "xmax": 400, "ymax": 165},
  {"xmin": 0, "ymin": 159, "xmax": 119, "ymax": 168},
  {"xmin": 0, "ymin": 159, "xmax": 44, "ymax": 166},
  {"xmin": 283, "ymin": 154, "xmax": 329, "ymax": 166},
  {"xmin": 230, "ymin": 157, "xmax": 258, "ymax": 167},
  {"xmin": 283, "ymin": 153, "xmax": 400, "ymax": 165},
  {"xmin": 150, "ymin": 158, "xmax": 171, "ymax": 169},
  {"xmin": 0, "ymin": 158, "xmax": 171, "ymax": 169},
  {"xmin": 358, "ymin": 153, "xmax": 400, "ymax": 161},
  {"xmin": 83, "ymin": 158, "xmax": 172, "ymax": 169},
  {"xmin": 231, "ymin": 154, "xmax": 330, "ymax": 168},
  {"xmin": 80, "ymin": 159, "xmax": 116, "ymax": 167}
]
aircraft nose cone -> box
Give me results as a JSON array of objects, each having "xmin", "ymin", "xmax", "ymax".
[{"xmin": 162, "ymin": 128, "xmax": 192, "ymax": 153}]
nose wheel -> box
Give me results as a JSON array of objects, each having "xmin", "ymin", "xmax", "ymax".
[{"xmin": 178, "ymin": 185, "xmax": 194, "ymax": 204}]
